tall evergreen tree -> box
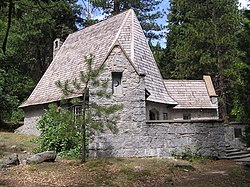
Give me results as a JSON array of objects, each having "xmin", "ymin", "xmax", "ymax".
[
  {"xmin": 233, "ymin": 8, "xmax": 250, "ymax": 122},
  {"xmin": 89, "ymin": 0, "xmax": 163, "ymax": 39},
  {"xmin": 0, "ymin": 0, "xmax": 83, "ymax": 123},
  {"xmin": 163, "ymin": 0, "xmax": 243, "ymax": 122}
]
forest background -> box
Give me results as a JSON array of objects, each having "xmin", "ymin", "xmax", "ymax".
[{"xmin": 0, "ymin": 0, "xmax": 249, "ymax": 128}]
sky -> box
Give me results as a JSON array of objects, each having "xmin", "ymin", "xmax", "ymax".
[{"xmin": 239, "ymin": 0, "xmax": 249, "ymax": 9}]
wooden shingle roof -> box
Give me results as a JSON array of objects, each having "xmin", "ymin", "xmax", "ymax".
[
  {"xmin": 164, "ymin": 77, "xmax": 217, "ymax": 109},
  {"xmin": 20, "ymin": 9, "xmax": 177, "ymax": 108}
]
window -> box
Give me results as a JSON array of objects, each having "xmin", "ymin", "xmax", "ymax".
[
  {"xmin": 112, "ymin": 72, "xmax": 122, "ymax": 94},
  {"xmin": 183, "ymin": 113, "xmax": 191, "ymax": 120},
  {"xmin": 73, "ymin": 105, "xmax": 83, "ymax": 116},
  {"xmin": 234, "ymin": 128, "xmax": 242, "ymax": 138},
  {"xmin": 55, "ymin": 40, "xmax": 59, "ymax": 49},
  {"xmin": 163, "ymin": 113, "xmax": 168, "ymax": 120},
  {"xmin": 149, "ymin": 109, "xmax": 159, "ymax": 120}
]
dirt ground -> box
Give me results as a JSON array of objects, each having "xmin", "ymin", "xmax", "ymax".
[
  {"xmin": 0, "ymin": 132, "xmax": 250, "ymax": 187},
  {"xmin": 0, "ymin": 159, "xmax": 250, "ymax": 187}
]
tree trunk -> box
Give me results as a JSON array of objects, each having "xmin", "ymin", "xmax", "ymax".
[
  {"xmin": 113, "ymin": 0, "xmax": 120, "ymax": 15},
  {"xmin": 81, "ymin": 93, "xmax": 87, "ymax": 163},
  {"xmin": 2, "ymin": 0, "xmax": 14, "ymax": 55}
]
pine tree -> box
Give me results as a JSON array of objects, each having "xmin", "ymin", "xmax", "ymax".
[
  {"xmin": 56, "ymin": 55, "xmax": 123, "ymax": 163},
  {"xmin": 164, "ymin": 0, "xmax": 243, "ymax": 122},
  {"xmin": 89, "ymin": 0, "xmax": 163, "ymax": 39}
]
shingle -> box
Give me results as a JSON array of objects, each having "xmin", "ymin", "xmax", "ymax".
[
  {"xmin": 20, "ymin": 9, "xmax": 177, "ymax": 108},
  {"xmin": 164, "ymin": 79, "xmax": 216, "ymax": 109}
]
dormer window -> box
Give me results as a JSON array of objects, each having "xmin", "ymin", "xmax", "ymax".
[{"xmin": 112, "ymin": 72, "xmax": 122, "ymax": 94}]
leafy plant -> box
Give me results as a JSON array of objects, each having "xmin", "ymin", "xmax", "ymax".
[
  {"xmin": 37, "ymin": 55, "xmax": 123, "ymax": 162},
  {"xmin": 171, "ymin": 146, "xmax": 202, "ymax": 162},
  {"xmin": 37, "ymin": 104, "xmax": 82, "ymax": 158}
]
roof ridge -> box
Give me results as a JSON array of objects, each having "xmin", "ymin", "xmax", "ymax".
[
  {"xmin": 107, "ymin": 9, "xmax": 132, "ymax": 57},
  {"xmin": 73, "ymin": 9, "xmax": 131, "ymax": 35}
]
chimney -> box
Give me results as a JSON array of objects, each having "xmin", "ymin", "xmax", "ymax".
[
  {"xmin": 53, "ymin": 38, "xmax": 64, "ymax": 59},
  {"xmin": 203, "ymin": 75, "xmax": 219, "ymax": 116}
]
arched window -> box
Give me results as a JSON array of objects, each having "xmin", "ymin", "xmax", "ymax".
[{"xmin": 149, "ymin": 108, "xmax": 159, "ymax": 120}]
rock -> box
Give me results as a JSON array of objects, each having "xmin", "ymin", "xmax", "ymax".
[
  {"xmin": 5, "ymin": 154, "xmax": 20, "ymax": 166},
  {"xmin": 0, "ymin": 164, "xmax": 8, "ymax": 169},
  {"xmin": 24, "ymin": 151, "xmax": 56, "ymax": 164},
  {"xmin": 0, "ymin": 154, "xmax": 20, "ymax": 168},
  {"xmin": 133, "ymin": 166, "xmax": 143, "ymax": 172},
  {"xmin": 173, "ymin": 161, "xmax": 194, "ymax": 170}
]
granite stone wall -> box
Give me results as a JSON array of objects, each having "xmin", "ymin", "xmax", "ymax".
[
  {"xmin": 88, "ymin": 45, "xmax": 225, "ymax": 158},
  {"xmin": 15, "ymin": 105, "xmax": 46, "ymax": 136},
  {"xmin": 89, "ymin": 120, "xmax": 225, "ymax": 158},
  {"xmin": 89, "ymin": 45, "xmax": 147, "ymax": 157},
  {"xmin": 224, "ymin": 124, "xmax": 246, "ymax": 149}
]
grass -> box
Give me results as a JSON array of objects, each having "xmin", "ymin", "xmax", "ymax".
[{"xmin": 0, "ymin": 132, "xmax": 37, "ymax": 159}]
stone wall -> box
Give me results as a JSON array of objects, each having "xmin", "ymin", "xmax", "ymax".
[
  {"xmin": 15, "ymin": 105, "xmax": 46, "ymax": 136},
  {"xmin": 89, "ymin": 120, "xmax": 225, "ymax": 158},
  {"xmin": 88, "ymin": 45, "xmax": 225, "ymax": 158},
  {"xmin": 224, "ymin": 123, "xmax": 247, "ymax": 149},
  {"xmin": 89, "ymin": 45, "xmax": 147, "ymax": 157}
]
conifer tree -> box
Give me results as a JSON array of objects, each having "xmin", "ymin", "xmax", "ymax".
[
  {"xmin": 56, "ymin": 55, "xmax": 123, "ymax": 163},
  {"xmin": 164, "ymin": 0, "xmax": 243, "ymax": 122}
]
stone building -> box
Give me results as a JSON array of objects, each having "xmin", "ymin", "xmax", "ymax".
[{"xmin": 18, "ymin": 9, "xmax": 225, "ymax": 158}]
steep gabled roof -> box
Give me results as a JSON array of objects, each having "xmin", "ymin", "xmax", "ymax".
[
  {"xmin": 20, "ymin": 9, "xmax": 177, "ymax": 108},
  {"xmin": 164, "ymin": 77, "xmax": 217, "ymax": 109}
]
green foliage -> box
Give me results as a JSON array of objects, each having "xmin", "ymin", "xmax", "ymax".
[
  {"xmin": 171, "ymin": 146, "xmax": 202, "ymax": 162},
  {"xmin": 55, "ymin": 55, "xmax": 123, "ymax": 162},
  {"xmin": 0, "ymin": 0, "xmax": 83, "ymax": 123},
  {"xmin": 163, "ymin": 0, "xmax": 244, "ymax": 122},
  {"xmin": 36, "ymin": 104, "xmax": 82, "ymax": 158},
  {"xmin": 232, "ymin": 9, "xmax": 250, "ymax": 123}
]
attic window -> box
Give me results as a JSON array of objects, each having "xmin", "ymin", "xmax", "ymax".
[
  {"xmin": 112, "ymin": 72, "xmax": 122, "ymax": 94},
  {"xmin": 183, "ymin": 113, "xmax": 191, "ymax": 120},
  {"xmin": 149, "ymin": 109, "xmax": 159, "ymax": 120}
]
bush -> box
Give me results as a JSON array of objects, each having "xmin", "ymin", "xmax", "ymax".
[
  {"xmin": 36, "ymin": 104, "xmax": 83, "ymax": 158},
  {"xmin": 171, "ymin": 146, "xmax": 202, "ymax": 162}
]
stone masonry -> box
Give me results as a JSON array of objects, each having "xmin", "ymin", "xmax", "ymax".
[{"xmin": 88, "ymin": 45, "xmax": 225, "ymax": 158}]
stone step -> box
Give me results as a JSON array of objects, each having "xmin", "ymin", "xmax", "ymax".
[
  {"xmin": 225, "ymin": 153, "xmax": 250, "ymax": 160},
  {"xmin": 234, "ymin": 157, "xmax": 250, "ymax": 163},
  {"xmin": 225, "ymin": 148, "xmax": 241, "ymax": 154},
  {"xmin": 226, "ymin": 150, "xmax": 250, "ymax": 157}
]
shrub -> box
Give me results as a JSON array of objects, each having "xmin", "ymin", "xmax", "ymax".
[{"xmin": 36, "ymin": 104, "xmax": 83, "ymax": 158}]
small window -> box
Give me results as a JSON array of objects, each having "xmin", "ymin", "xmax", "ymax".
[
  {"xmin": 183, "ymin": 113, "xmax": 191, "ymax": 120},
  {"xmin": 74, "ymin": 105, "xmax": 83, "ymax": 116},
  {"xmin": 163, "ymin": 113, "xmax": 168, "ymax": 120},
  {"xmin": 55, "ymin": 40, "xmax": 59, "ymax": 49},
  {"xmin": 112, "ymin": 72, "xmax": 122, "ymax": 94},
  {"xmin": 234, "ymin": 128, "xmax": 242, "ymax": 138},
  {"xmin": 149, "ymin": 109, "xmax": 159, "ymax": 120}
]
